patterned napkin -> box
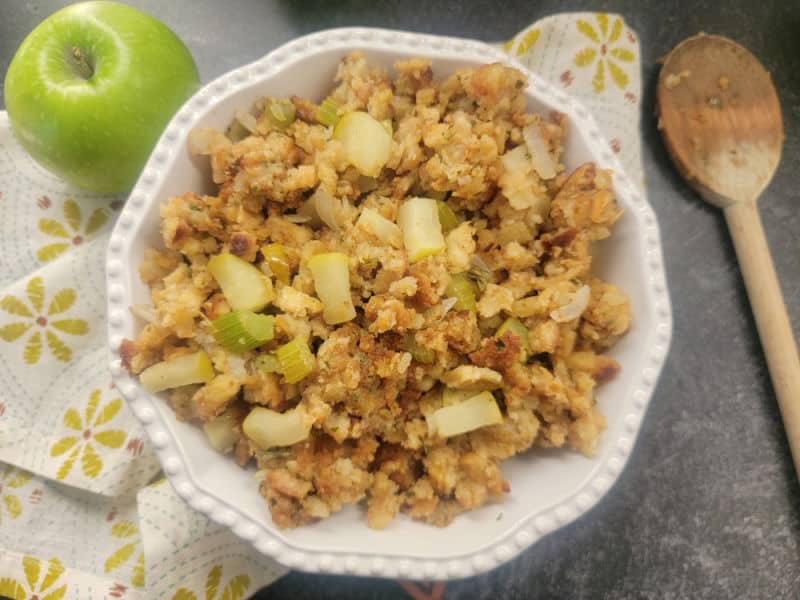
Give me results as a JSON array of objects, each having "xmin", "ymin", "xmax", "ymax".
[{"xmin": 0, "ymin": 12, "xmax": 642, "ymax": 598}]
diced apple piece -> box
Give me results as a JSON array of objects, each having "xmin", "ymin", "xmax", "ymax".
[
  {"xmin": 243, "ymin": 406, "xmax": 310, "ymax": 449},
  {"xmin": 208, "ymin": 253, "xmax": 274, "ymax": 312},
  {"xmin": 203, "ymin": 411, "xmax": 240, "ymax": 453},
  {"xmin": 441, "ymin": 387, "xmax": 474, "ymax": 406},
  {"xmin": 356, "ymin": 208, "xmax": 403, "ymax": 248},
  {"xmin": 333, "ymin": 111, "xmax": 392, "ymax": 176},
  {"xmin": 139, "ymin": 351, "xmax": 214, "ymax": 393},
  {"xmin": 398, "ymin": 196, "xmax": 446, "ymax": 263},
  {"xmin": 426, "ymin": 391, "xmax": 503, "ymax": 438},
  {"xmin": 440, "ymin": 365, "xmax": 502, "ymax": 390},
  {"xmin": 307, "ymin": 252, "xmax": 356, "ymax": 325}
]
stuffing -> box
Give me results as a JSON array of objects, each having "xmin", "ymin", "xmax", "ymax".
[
  {"xmin": 192, "ymin": 374, "xmax": 241, "ymax": 421},
  {"xmin": 274, "ymin": 285, "xmax": 324, "ymax": 319},
  {"xmin": 388, "ymin": 276, "xmax": 418, "ymax": 298},
  {"xmin": 477, "ymin": 283, "xmax": 514, "ymax": 318},
  {"xmin": 446, "ymin": 222, "xmax": 476, "ymax": 273},
  {"xmin": 123, "ymin": 53, "xmax": 630, "ymax": 530}
]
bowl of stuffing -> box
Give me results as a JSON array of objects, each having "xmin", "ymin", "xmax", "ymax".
[{"xmin": 107, "ymin": 28, "xmax": 671, "ymax": 578}]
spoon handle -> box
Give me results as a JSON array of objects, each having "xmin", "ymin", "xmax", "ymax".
[{"xmin": 725, "ymin": 200, "xmax": 800, "ymax": 476}]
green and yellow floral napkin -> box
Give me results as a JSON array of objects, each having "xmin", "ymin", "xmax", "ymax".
[{"xmin": 0, "ymin": 12, "xmax": 641, "ymax": 598}]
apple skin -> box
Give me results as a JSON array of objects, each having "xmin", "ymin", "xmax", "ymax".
[{"xmin": 3, "ymin": 1, "xmax": 200, "ymax": 194}]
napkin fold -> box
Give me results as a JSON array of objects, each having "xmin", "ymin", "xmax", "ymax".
[{"xmin": 0, "ymin": 12, "xmax": 642, "ymax": 597}]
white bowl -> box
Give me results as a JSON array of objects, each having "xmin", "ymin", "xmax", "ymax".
[{"xmin": 107, "ymin": 27, "xmax": 672, "ymax": 579}]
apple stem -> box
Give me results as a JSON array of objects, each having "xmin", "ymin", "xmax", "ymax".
[{"xmin": 70, "ymin": 47, "xmax": 94, "ymax": 80}]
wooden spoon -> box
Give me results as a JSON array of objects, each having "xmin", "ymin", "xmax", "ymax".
[{"xmin": 657, "ymin": 33, "xmax": 800, "ymax": 477}]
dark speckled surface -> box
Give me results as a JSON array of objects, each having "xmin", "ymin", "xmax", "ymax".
[{"xmin": 2, "ymin": 1, "xmax": 799, "ymax": 598}]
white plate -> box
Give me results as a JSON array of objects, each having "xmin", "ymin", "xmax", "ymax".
[{"xmin": 106, "ymin": 27, "xmax": 672, "ymax": 579}]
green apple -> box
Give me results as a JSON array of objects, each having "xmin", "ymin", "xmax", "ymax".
[{"xmin": 3, "ymin": 1, "xmax": 200, "ymax": 194}]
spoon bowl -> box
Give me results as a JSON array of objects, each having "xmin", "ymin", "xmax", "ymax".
[{"xmin": 657, "ymin": 33, "xmax": 783, "ymax": 207}]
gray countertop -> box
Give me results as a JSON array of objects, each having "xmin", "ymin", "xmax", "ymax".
[{"xmin": 2, "ymin": 1, "xmax": 798, "ymax": 598}]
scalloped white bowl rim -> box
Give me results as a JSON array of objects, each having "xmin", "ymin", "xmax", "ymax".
[{"xmin": 107, "ymin": 27, "xmax": 672, "ymax": 579}]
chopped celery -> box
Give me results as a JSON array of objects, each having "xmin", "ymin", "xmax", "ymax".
[
  {"xmin": 495, "ymin": 317, "xmax": 530, "ymax": 361},
  {"xmin": 261, "ymin": 243, "xmax": 291, "ymax": 284},
  {"xmin": 254, "ymin": 353, "xmax": 281, "ymax": 373},
  {"xmin": 445, "ymin": 273, "xmax": 478, "ymax": 312},
  {"xmin": 333, "ymin": 111, "xmax": 392, "ymax": 177},
  {"xmin": 267, "ymin": 98, "xmax": 296, "ymax": 129},
  {"xmin": 307, "ymin": 252, "xmax": 356, "ymax": 325},
  {"xmin": 212, "ymin": 310, "xmax": 274, "ymax": 352},
  {"xmin": 203, "ymin": 410, "xmax": 240, "ymax": 453},
  {"xmin": 208, "ymin": 253, "xmax": 274, "ymax": 312},
  {"xmin": 317, "ymin": 96, "xmax": 341, "ymax": 127},
  {"xmin": 243, "ymin": 406, "xmax": 310, "ymax": 449},
  {"xmin": 426, "ymin": 391, "xmax": 503, "ymax": 438},
  {"xmin": 436, "ymin": 200, "xmax": 459, "ymax": 234},
  {"xmin": 140, "ymin": 351, "xmax": 214, "ymax": 393},
  {"xmin": 404, "ymin": 334, "xmax": 435, "ymax": 364},
  {"xmin": 276, "ymin": 338, "xmax": 315, "ymax": 383},
  {"xmin": 466, "ymin": 255, "xmax": 492, "ymax": 292},
  {"xmin": 398, "ymin": 197, "xmax": 446, "ymax": 263},
  {"xmin": 356, "ymin": 208, "xmax": 403, "ymax": 248}
]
